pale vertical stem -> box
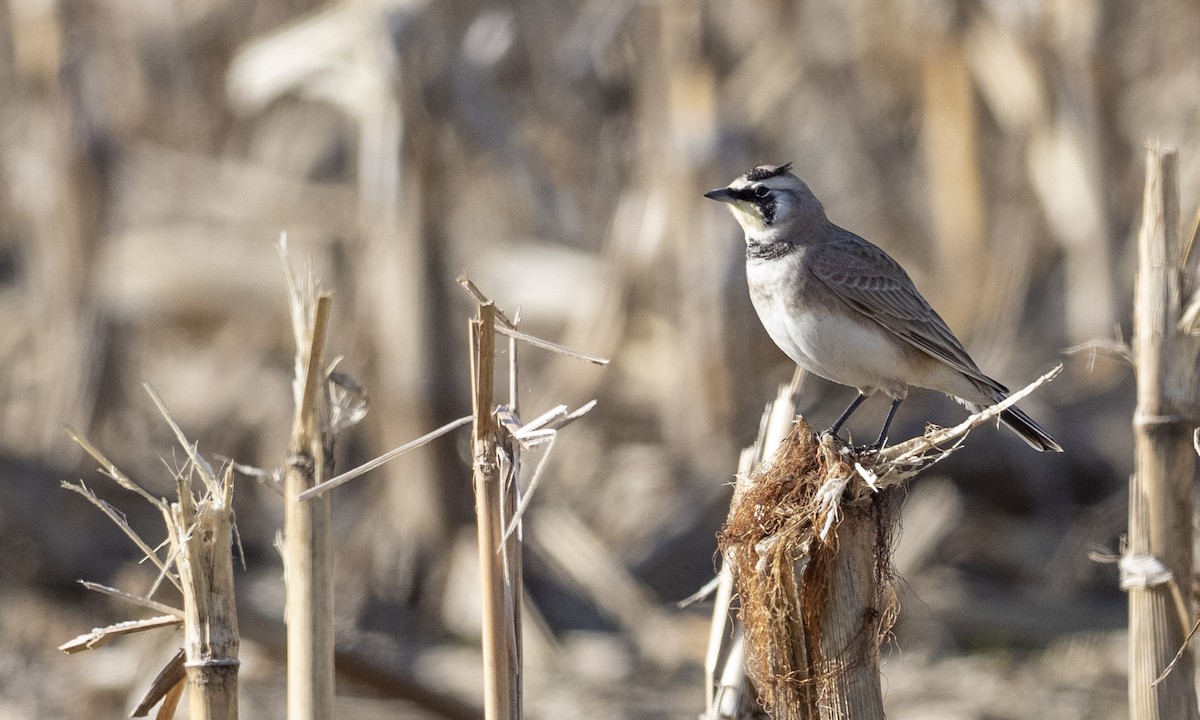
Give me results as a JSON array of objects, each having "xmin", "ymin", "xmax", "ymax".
[
  {"xmin": 1049, "ymin": 0, "xmax": 1115, "ymax": 342},
  {"xmin": 651, "ymin": 1, "xmax": 729, "ymax": 462},
  {"xmin": 176, "ymin": 471, "xmax": 240, "ymax": 720},
  {"xmin": 1129, "ymin": 146, "xmax": 1199, "ymax": 720},
  {"xmin": 704, "ymin": 562, "xmax": 735, "ymax": 715},
  {"xmin": 810, "ymin": 506, "xmax": 886, "ymax": 720},
  {"xmin": 509, "ymin": 316, "xmax": 519, "ymax": 412},
  {"xmin": 504, "ymin": 320, "xmax": 524, "ymax": 718},
  {"xmin": 921, "ymin": 40, "xmax": 986, "ymax": 332},
  {"xmin": 713, "ymin": 634, "xmax": 747, "ymax": 717},
  {"xmin": 470, "ymin": 304, "xmax": 517, "ymax": 720},
  {"xmin": 704, "ymin": 446, "xmax": 753, "ymax": 719},
  {"xmin": 502, "ymin": 448, "xmax": 523, "ymax": 719},
  {"xmin": 707, "ymin": 380, "xmax": 803, "ymax": 719},
  {"xmin": 285, "ymin": 294, "xmax": 335, "ymax": 720}
]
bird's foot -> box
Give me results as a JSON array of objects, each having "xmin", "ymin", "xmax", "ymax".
[
  {"xmin": 851, "ymin": 442, "xmax": 883, "ymax": 457},
  {"xmin": 821, "ymin": 429, "xmax": 873, "ymax": 452},
  {"xmin": 821, "ymin": 428, "xmax": 887, "ymax": 458}
]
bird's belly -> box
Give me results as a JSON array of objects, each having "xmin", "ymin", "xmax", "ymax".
[{"xmin": 751, "ymin": 292, "xmax": 911, "ymax": 397}]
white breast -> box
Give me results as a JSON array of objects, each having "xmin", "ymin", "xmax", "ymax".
[{"xmin": 746, "ymin": 256, "xmax": 911, "ymax": 398}]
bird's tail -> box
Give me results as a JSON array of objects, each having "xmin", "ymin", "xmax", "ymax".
[{"xmin": 965, "ymin": 400, "xmax": 1062, "ymax": 453}]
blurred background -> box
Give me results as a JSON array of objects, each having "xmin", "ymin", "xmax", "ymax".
[{"xmin": 1, "ymin": 0, "xmax": 1198, "ymax": 717}]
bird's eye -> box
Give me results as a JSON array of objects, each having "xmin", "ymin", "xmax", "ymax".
[{"xmin": 754, "ymin": 186, "xmax": 770, "ymax": 198}]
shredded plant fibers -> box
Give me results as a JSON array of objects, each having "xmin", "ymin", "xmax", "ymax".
[{"xmin": 719, "ymin": 419, "xmax": 901, "ymax": 717}]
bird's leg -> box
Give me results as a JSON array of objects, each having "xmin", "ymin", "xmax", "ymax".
[
  {"xmin": 862, "ymin": 397, "xmax": 902, "ymax": 452},
  {"xmin": 825, "ymin": 393, "xmax": 869, "ymax": 440}
]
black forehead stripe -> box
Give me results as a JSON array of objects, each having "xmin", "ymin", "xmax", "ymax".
[{"xmin": 745, "ymin": 162, "xmax": 793, "ymax": 182}]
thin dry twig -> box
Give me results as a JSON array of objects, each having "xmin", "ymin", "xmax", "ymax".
[
  {"xmin": 66, "ymin": 427, "xmax": 166, "ymax": 509},
  {"xmin": 1063, "ymin": 334, "xmax": 1135, "ymax": 367},
  {"xmin": 458, "ymin": 274, "xmax": 610, "ymax": 366},
  {"xmin": 78, "ymin": 580, "xmax": 183, "ymax": 618},
  {"xmin": 145, "ymin": 384, "xmax": 221, "ymax": 494},
  {"xmin": 499, "ymin": 400, "xmax": 597, "ymax": 543},
  {"xmin": 132, "ymin": 649, "xmax": 187, "ymax": 718},
  {"xmin": 496, "ymin": 324, "xmax": 610, "ymax": 366},
  {"xmin": 297, "ymin": 414, "xmax": 473, "ymax": 501},
  {"xmin": 59, "ymin": 615, "xmax": 182, "ymax": 654},
  {"xmin": 225, "ymin": 458, "xmax": 285, "ymax": 495},
  {"xmin": 60, "ymin": 481, "xmax": 184, "ymax": 593},
  {"xmin": 870, "ymin": 364, "xmax": 1062, "ymax": 485},
  {"xmin": 1154, "ymin": 613, "xmax": 1200, "ymax": 687},
  {"xmin": 152, "ymin": 675, "xmax": 186, "ymax": 720}
]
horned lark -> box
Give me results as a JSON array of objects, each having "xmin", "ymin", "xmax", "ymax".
[{"xmin": 706, "ymin": 163, "xmax": 1061, "ymax": 452}]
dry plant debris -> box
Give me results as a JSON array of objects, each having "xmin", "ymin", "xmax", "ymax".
[
  {"xmin": 720, "ymin": 422, "xmax": 900, "ymax": 717},
  {"xmin": 460, "ymin": 274, "xmax": 607, "ymax": 720},
  {"xmin": 717, "ymin": 366, "xmax": 1061, "ymax": 717},
  {"xmin": 60, "ymin": 387, "xmax": 239, "ymax": 719}
]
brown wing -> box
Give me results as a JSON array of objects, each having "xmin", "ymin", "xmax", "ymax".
[{"xmin": 810, "ymin": 229, "xmax": 1008, "ymax": 395}]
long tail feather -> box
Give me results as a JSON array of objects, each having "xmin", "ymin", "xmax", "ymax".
[
  {"xmin": 998, "ymin": 405, "xmax": 1062, "ymax": 452},
  {"xmin": 964, "ymin": 399, "xmax": 1062, "ymax": 452}
]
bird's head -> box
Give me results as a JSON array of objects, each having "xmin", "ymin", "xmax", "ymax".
[{"xmin": 704, "ymin": 163, "xmax": 827, "ymax": 241}]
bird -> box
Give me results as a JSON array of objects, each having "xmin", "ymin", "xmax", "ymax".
[{"xmin": 705, "ymin": 163, "xmax": 1061, "ymax": 453}]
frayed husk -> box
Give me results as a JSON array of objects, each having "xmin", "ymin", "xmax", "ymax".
[{"xmin": 719, "ymin": 420, "xmax": 900, "ymax": 718}]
